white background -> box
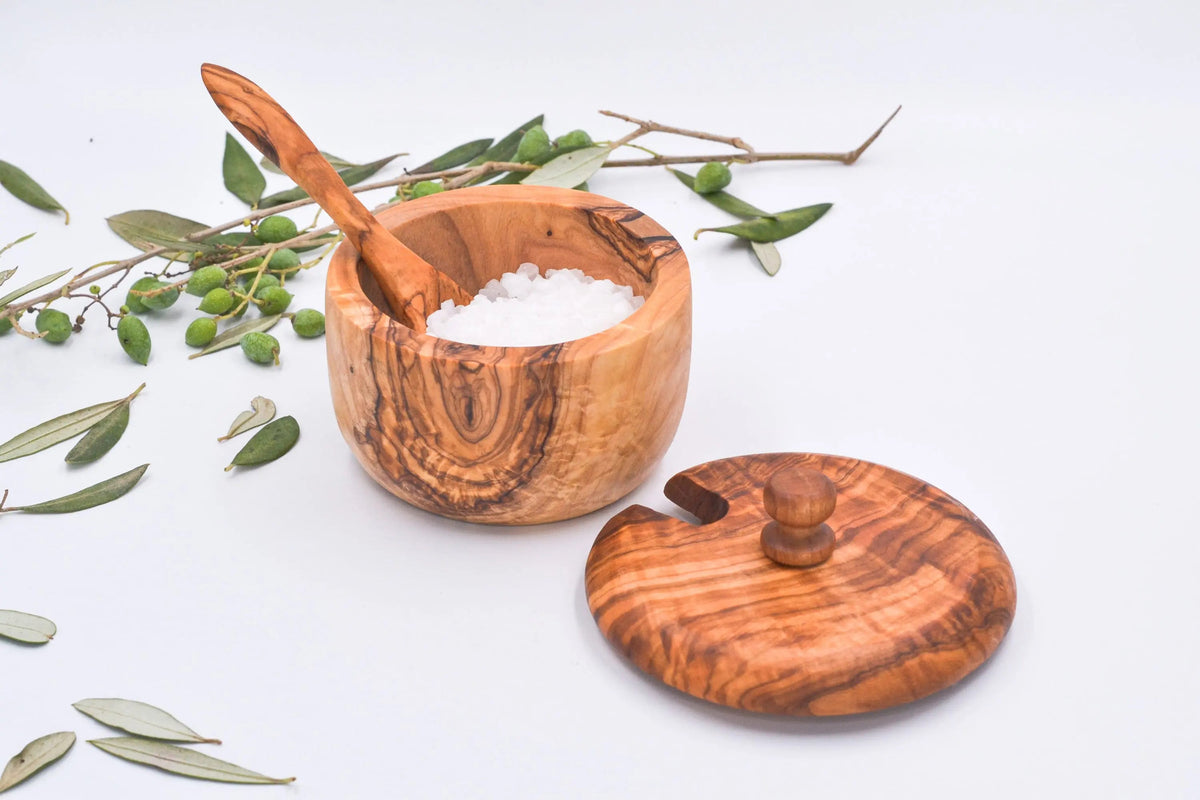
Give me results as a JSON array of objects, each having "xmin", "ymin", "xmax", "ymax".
[{"xmin": 2, "ymin": 0, "xmax": 1197, "ymax": 797}]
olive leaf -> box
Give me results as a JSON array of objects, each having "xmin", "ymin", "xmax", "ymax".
[
  {"xmin": 202, "ymin": 231, "xmax": 260, "ymax": 248},
  {"xmin": 225, "ymin": 416, "xmax": 299, "ymax": 471},
  {"xmin": 411, "ymin": 138, "xmax": 493, "ymax": 174},
  {"xmin": 0, "ymin": 232, "xmax": 35, "ymax": 260},
  {"xmin": 694, "ymin": 202, "xmax": 833, "ymax": 243},
  {"xmin": 2, "ymin": 464, "xmax": 149, "ymax": 514},
  {"xmin": 187, "ymin": 314, "xmax": 281, "ymax": 359},
  {"xmin": 218, "ymin": 396, "xmax": 276, "ymax": 442},
  {"xmin": 259, "ymin": 154, "xmax": 401, "ymax": 208},
  {"xmin": 64, "ymin": 404, "xmax": 129, "ymax": 464},
  {"xmin": 670, "ymin": 169, "xmax": 773, "ymax": 218},
  {"xmin": 0, "ymin": 384, "xmax": 143, "ymax": 463},
  {"xmin": 0, "ymin": 160, "xmax": 68, "ymax": 223},
  {"xmin": 521, "ymin": 145, "xmax": 610, "ymax": 189},
  {"xmin": 107, "ymin": 210, "xmax": 215, "ymax": 257},
  {"xmin": 0, "ymin": 268, "xmax": 70, "ymax": 310},
  {"xmin": 89, "ymin": 738, "xmax": 294, "ymax": 785},
  {"xmin": 750, "ymin": 241, "xmax": 782, "ymax": 276},
  {"xmin": 0, "ymin": 732, "xmax": 75, "ymax": 793},
  {"xmin": 222, "ymin": 133, "xmax": 266, "ymax": 207},
  {"xmin": 0, "ymin": 269, "xmax": 14, "ymax": 290},
  {"xmin": 72, "ymin": 699, "xmax": 219, "ymax": 744},
  {"xmin": 260, "ymin": 150, "xmax": 362, "ymax": 175},
  {"xmin": 0, "ymin": 610, "xmax": 56, "ymax": 644}
]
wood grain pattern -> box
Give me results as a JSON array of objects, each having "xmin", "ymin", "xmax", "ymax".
[
  {"xmin": 586, "ymin": 453, "xmax": 1017, "ymax": 715},
  {"xmin": 200, "ymin": 63, "xmax": 470, "ymax": 331},
  {"xmin": 325, "ymin": 185, "xmax": 691, "ymax": 524}
]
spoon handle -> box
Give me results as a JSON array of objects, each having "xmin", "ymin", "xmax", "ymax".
[{"xmin": 200, "ymin": 63, "xmax": 469, "ymax": 332}]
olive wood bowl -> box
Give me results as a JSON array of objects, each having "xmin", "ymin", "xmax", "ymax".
[{"xmin": 325, "ymin": 185, "xmax": 691, "ymax": 525}]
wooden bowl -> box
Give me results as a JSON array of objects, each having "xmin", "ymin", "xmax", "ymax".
[{"xmin": 325, "ymin": 185, "xmax": 692, "ymax": 525}]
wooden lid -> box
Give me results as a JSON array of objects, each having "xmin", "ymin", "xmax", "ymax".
[{"xmin": 585, "ymin": 453, "xmax": 1016, "ymax": 716}]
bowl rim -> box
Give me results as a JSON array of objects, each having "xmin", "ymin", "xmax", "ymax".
[{"xmin": 325, "ymin": 184, "xmax": 691, "ymax": 357}]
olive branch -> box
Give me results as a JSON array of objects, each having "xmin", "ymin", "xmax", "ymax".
[{"xmin": 0, "ymin": 106, "xmax": 899, "ymax": 342}]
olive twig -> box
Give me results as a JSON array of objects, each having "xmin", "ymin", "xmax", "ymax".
[{"xmin": 599, "ymin": 110, "xmax": 757, "ymax": 155}]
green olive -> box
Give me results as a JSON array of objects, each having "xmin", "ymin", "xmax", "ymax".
[
  {"xmin": 693, "ymin": 162, "xmax": 733, "ymax": 194},
  {"xmin": 291, "ymin": 308, "xmax": 325, "ymax": 338},
  {"xmin": 554, "ymin": 129, "xmax": 594, "ymax": 153},
  {"xmin": 257, "ymin": 286, "xmax": 293, "ymax": 315},
  {"xmin": 267, "ymin": 248, "xmax": 301, "ymax": 274},
  {"xmin": 116, "ymin": 314, "xmax": 151, "ymax": 365},
  {"xmin": 197, "ymin": 288, "xmax": 234, "ymax": 314},
  {"xmin": 185, "ymin": 317, "xmax": 218, "ymax": 347},
  {"xmin": 514, "ymin": 125, "xmax": 551, "ymax": 163},
  {"xmin": 241, "ymin": 331, "xmax": 280, "ymax": 365},
  {"xmin": 124, "ymin": 276, "xmax": 159, "ymax": 314},
  {"xmin": 257, "ymin": 215, "xmax": 299, "ymax": 243},
  {"xmin": 411, "ymin": 180, "xmax": 444, "ymax": 199},
  {"xmin": 186, "ymin": 265, "xmax": 228, "ymax": 297},
  {"xmin": 140, "ymin": 280, "xmax": 179, "ymax": 311},
  {"xmin": 36, "ymin": 308, "xmax": 72, "ymax": 343}
]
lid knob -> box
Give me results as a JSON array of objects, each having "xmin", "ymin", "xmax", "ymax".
[{"xmin": 761, "ymin": 467, "xmax": 837, "ymax": 567}]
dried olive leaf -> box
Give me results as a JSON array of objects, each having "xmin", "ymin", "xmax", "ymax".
[
  {"xmin": 0, "ymin": 731, "xmax": 75, "ymax": 793},
  {"xmin": 0, "ymin": 268, "xmax": 70, "ymax": 309},
  {"xmin": 750, "ymin": 241, "xmax": 782, "ymax": 276},
  {"xmin": 226, "ymin": 416, "xmax": 299, "ymax": 471},
  {"xmin": 0, "ymin": 610, "xmax": 56, "ymax": 644},
  {"xmin": 411, "ymin": 138, "xmax": 493, "ymax": 174},
  {"xmin": 89, "ymin": 738, "xmax": 294, "ymax": 785},
  {"xmin": 218, "ymin": 396, "xmax": 276, "ymax": 442},
  {"xmin": 0, "ymin": 269, "xmax": 14, "ymax": 290},
  {"xmin": 187, "ymin": 314, "xmax": 281, "ymax": 360},
  {"xmin": 5, "ymin": 464, "xmax": 149, "ymax": 514},
  {"xmin": 0, "ymin": 160, "xmax": 68, "ymax": 223},
  {"xmin": 259, "ymin": 154, "xmax": 401, "ymax": 208},
  {"xmin": 64, "ymin": 404, "xmax": 129, "ymax": 464},
  {"xmin": 521, "ymin": 145, "xmax": 611, "ymax": 189},
  {"xmin": 107, "ymin": 210, "xmax": 215, "ymax": 256},
  {"xmin": 72, "ymin": 699, "xmax": 219, "ymax": 744},
  {"xmin": 0, "ymin": 383, "xmax": 143, "ymax": 463},
  {"xmin": 221, "ymin": 133, "xmax": 266, "ymax": 206},
  {"xmin": 694, "ymin": 203, "xmax": 833, "ymax": 243},
  {"xmin": 0, "ymin": 232, "xmax": 35, "ymax": 261},
  {"xmin": 670, "ymin": 169, "xmax": 773, "ymax": 219}
]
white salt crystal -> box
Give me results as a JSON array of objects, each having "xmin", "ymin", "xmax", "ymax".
[{"xmin": 425, "ymin": 262, "xmax": 645, "ymax": 346}]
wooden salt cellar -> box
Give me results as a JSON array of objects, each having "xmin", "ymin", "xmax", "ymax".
[
  {"xmin": 586, "ymin": 452, "xmax": 1017, "ymax": 716},
  {"xmin": 325, "ymin": 185, "xmax": 691, "ymax": 525}
]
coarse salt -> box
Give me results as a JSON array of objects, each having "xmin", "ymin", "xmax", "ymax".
[{"xmin": 425, "ymin": 262, "xmax": 644, "ymax": 346}]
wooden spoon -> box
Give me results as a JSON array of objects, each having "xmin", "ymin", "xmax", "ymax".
[{"xmin": 200, "ymin": 63, "xmax": 471, "ymax": 333}]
